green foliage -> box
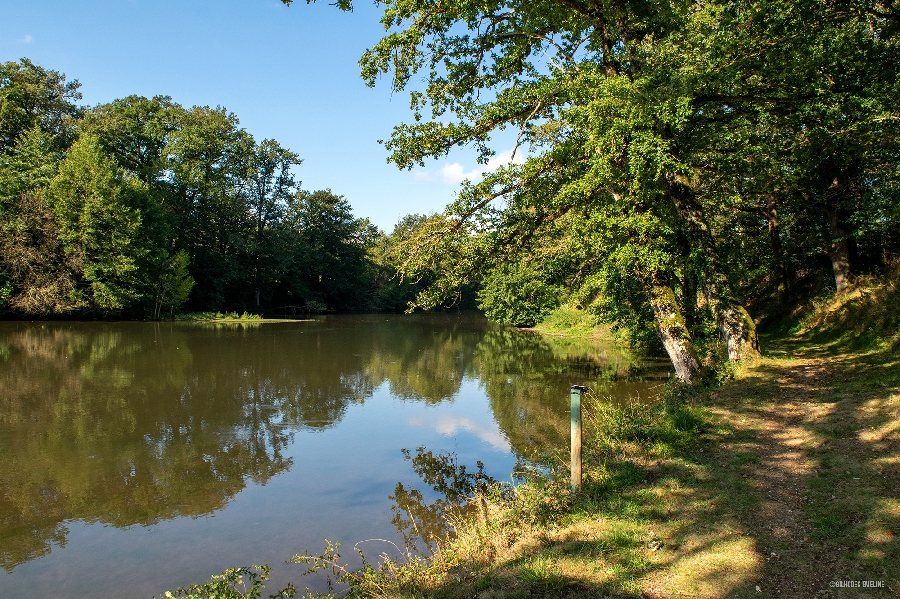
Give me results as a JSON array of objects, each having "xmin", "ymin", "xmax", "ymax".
[
  {"xmin": 0, "ymin": 58, "xmax": 82, "ymax": 153},
  {"xmin": 0, "ymin": 275, "xmax": 10, "ymax": 307},
  {"xmin": 49, "ymin": 135, "xmax": 150, "ymax": 313},
  {"xmin": 284, "ymin": 189, "xmax": 374, "ymax": 310},
  {"xmin": 303, "ymin": 300, "xmax": 326, "ymax": 314},
  {"xmin": 153, "ymin": 249, "xmax": 195, "ymax": 318},
  {"xmin": 477, "ymin": 263, "xmax": 562, "ymax": 327},
  {"xmin": 0, "ymin": 124, "xmax": 76, "ymax": 314},
  {"xmin": 281, "ymin": 0, "xmax": 898, "ymax": 380},
  {"xmin": 588, "ymin": 388, "xmax": 706, "ymax": 455},
  {"xmin": 0, "ymin": 59, "xmax": 401, "ymax": 318},
  {"xmin": 289, "ymin": 540, "xmax": 370, "ymax": 596},
  {"xmin": 367, "ymin": 214, "xmax": 431, "ymax": 311},
  {"xmin": 532, "ymin": 305, "xmax": 603, "ymax": 338},
  {"xmin": 0, "ymin": 125, "xmax": 59, "ymax": 210},
  {"xmin": 79, "ymin": 94, "xmax": 176, "ymax": 184},
  {"xmin": 156, "ymin": 565, "xmax": 296, "ymax": 599},
  {"xmin": 173, "ymin": 311, "xmax": 263, "ymax": 321}
]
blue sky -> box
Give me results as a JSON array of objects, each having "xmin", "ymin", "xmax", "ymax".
[{"xmin": 1, "ymin": 0, "xmax": 518, "ymax": 231}]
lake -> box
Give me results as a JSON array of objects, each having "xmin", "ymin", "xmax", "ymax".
[{"xmin": 0, "ymin": 313, "xmax": 670, "ymax": 598}]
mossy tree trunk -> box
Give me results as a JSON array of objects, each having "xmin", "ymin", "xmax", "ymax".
[{"xmin": 644, "ymin": 269, "xmax": 703, "ymax": 385}]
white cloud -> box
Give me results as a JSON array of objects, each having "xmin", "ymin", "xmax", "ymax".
[
  {"xmin": 435, "ymin": 415, "xmax": 510, "ymax": 451},
  {"xmin": 407, "ymin": 413, "xmax": 511, "ymax": 452},
  {"xmin": 413, "ymin": 148, "xmax": 525, "ymax": 185},
  {"xmin": 22, "ymin": 34, "xmax": 33, "ymax": 44}
]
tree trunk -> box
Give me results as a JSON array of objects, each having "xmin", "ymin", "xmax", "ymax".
[
  {"xmin": 824, "ymin": 207, "xmax": 851, "ymax": 293},
  {"xmin": 714, "ymin": 301, "xmax": 760, "ymax": 362},
  {"xmin": 762, "ymin": 196, "xmax": 790, "ymax": 306},
  {"xmin": 667, "ymin": 174, "xmax": 761, "ymax": 361},
  {"xmin": 644, "ymin": 269, "xmax": 703, "ymax": 385}
]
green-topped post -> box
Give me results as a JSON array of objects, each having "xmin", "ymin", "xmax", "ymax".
[{"xmin": 570, "ymin": 385, "xmax": 588, "ymax": 492}]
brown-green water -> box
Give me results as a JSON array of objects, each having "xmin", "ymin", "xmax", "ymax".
[{"xmin": 0, "ymin": 313, "xmax": 670, "ymax": 598}]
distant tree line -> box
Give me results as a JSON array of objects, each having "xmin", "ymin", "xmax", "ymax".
[{"xmin": 0, "ymin": 58, "xmax": 429, "ymax": 318}]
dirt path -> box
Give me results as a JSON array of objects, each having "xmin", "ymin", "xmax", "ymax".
[{"xmin": 701, "ymin": 343, "xmax": 899, "ymax": 598}]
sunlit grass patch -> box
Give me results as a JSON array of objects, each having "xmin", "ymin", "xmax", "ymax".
[
  {"xmin": 800, "ymin": 274, "xmax": 900, "ymax": 352},
  {"xmin": 531, "ymin": 304, "xmax": 607, "ymax": 339},
  {"xmin": 174, "ymin": 311, "xmax": 264, "ymax": 322},
  {"xmin": 518, "ymin": 555, "xmax": 567, "ymax": 588},
  {"xmin": 645, "ymin": 535, "xmax": 760, "ymax": 599}
]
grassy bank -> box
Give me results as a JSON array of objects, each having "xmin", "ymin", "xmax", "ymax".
[
  {"xmin": 169, "ymin": 312, "xmax": 311, "ymax": 324},
  {"xmin": 164, "ymin": 277, "xmax": 899, "ymax": 599},
  {"xmin": 331, "ymin": 277, "xmax": 898, "ymax": 598},
  {"xmin": 529, "ymin": 305, "xmax": 610, "ymax": 339},
  {"xmin": 172, "ymin": 311, "xmax": 265, "ymax": 322}
]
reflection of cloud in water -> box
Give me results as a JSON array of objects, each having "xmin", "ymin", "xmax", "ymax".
[{"xmin": 407, "ymin": 414, "xmax": 511, "ymax": 452}]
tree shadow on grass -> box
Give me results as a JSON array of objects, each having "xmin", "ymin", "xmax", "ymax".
[{"xmin": 695, "ymin": 338, "xmax": 900, "ymax": 598}]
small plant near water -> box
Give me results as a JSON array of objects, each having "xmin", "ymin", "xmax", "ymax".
[
  {"xmin": 155, "ymin": 565, "xmax": 295, "ymax": 599},
  {"xmin": 290, "ymin": 540, "xmax": 367, "ymax": 595},
  {"xmin": 304, "ymin": 300, "xmax": 327, "ymax": 314},
  {"xmin": 288, "ymin": 539, "xmax": 432, "ymax": 598},
  {"xmin": 531, "ymin": 304, "xmax": 607, "ymax": 338}
]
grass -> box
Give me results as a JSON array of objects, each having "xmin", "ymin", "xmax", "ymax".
[
  {"xmin": 169, "ymin": 311, "xmax": 317, "ymax": 324},
  {"xmin": 172, "ymin": 311, "xmax": 265, "ymax": 322},
  {"xmin": 531, "ymin": 305, "xmax": 611, "ymax": 339}
]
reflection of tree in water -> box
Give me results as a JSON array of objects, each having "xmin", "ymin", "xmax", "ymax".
[
  {"xmin": 0, "ymin": 324, "xmax": 294, "ymax": 572},
  {"xmin": 471, "ymin": 328, "xmax": 669, "ymax": 461},
  {"xmin": 389, "ymin": 448, "xmax": 506, "ymax": 554},
  {"xmin": 0, "ymin": 316, "xmax": 489, "ymax": 571},
  {"xmin": 0, "ymin": 315, "xmax": 666, "ymax": 571},
  {"xmin": 389, "ymin": 327, "xmax": 668, "ymax": 553},
  {"xmin": 362, "ymin": 315, "xmax": 483, "ymax": 404}
]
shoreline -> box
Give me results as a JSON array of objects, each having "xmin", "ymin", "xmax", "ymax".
[
  {"xmin": 312, "ymin": 332, "xmax": 897, "ymax": 599},
  {"xmin": 286, "ymin": 284, "xmax": 898, "ymax": 599}
]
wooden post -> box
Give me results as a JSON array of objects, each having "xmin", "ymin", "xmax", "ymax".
[{"xmin": 570, "ymin": 385, "xmax": 587, "ymax": 492}]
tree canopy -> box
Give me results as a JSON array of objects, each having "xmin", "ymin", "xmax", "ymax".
[
  {"xmin": 5, "ymin": 0, "xmax": 900, "ymax": 383},
  {"xmin": 281, "ymin": 0, "xmax": 899, "ymax": 381}
]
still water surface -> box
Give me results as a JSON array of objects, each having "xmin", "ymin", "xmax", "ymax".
[{"xmin": 0, "ymin": 314, "xmax": 669, "ymax": 598}]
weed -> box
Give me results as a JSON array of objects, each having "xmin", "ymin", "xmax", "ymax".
[{"xmin": 156, "ymin": 565, "xmax": 295, "ymax": 599}]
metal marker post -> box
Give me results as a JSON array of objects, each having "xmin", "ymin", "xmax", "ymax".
[{"xmin": 570, "ymin": 385, "xmax": 588, "ymax": 492}]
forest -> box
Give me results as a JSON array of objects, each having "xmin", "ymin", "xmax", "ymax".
[{"xmin": 0, "ymin": 58, "xmax": 426, "ymax": 319}]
